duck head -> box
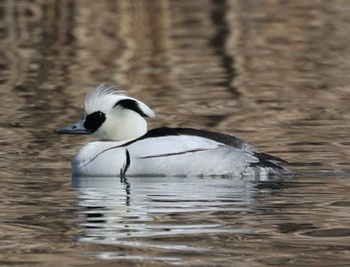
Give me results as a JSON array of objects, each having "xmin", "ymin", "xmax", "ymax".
[{"xmin": 56, "ymin": 84, "xmax": 155, "ymax": 141}]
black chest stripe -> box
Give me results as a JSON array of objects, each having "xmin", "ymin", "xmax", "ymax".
[
  {"xmin": 121, "ymin": 149, "xmax": 131, "ymax": 177},
  {"xmin": 82, "ymin": 145, "xmax": 124, "ymax": 168}
]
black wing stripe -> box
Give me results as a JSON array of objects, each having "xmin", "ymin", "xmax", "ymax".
[{"xmin": 139, "ymin": 148, "xmax": 209, "ymax": 159}]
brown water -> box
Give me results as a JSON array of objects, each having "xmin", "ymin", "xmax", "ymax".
[{"xmin": 1, "ymin": 1, "xmax": 350, "ymax": 266}]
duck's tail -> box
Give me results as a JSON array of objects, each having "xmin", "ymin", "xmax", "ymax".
[{"xmin": 249, "ymin": 152, "xmax": 292, "ymax": 175}]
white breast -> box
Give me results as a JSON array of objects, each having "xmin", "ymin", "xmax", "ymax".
[{"xmin": 72, "ymin": 141, "xmax": 128, "ymax": 176}]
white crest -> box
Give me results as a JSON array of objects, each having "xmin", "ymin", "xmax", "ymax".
[
  {"xmin": 83, "ymin": 84, "xmax": 155, "ymax": 118},
  {"xmin": 84, "ymin": 84, "xmax": 125, "ymax": 115}
]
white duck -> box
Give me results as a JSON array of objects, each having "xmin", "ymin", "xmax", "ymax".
[{"xmin": 56, "ymin": 84, "xmax": 290, "ymax": 177}]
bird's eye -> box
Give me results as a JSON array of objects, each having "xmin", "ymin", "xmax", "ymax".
[{"xmin": 84, "ymin": 111, "xmax": 106, "ymax": 132}]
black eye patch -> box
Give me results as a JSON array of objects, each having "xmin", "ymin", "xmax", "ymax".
[{"xmin": 84, "ymin": 111, "xmax": 106, "ymax": 132}]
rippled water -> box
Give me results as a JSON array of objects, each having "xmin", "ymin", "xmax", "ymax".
[{"xmin": 1, "ymin": 1, "xmax": 350, "ymax": 266}]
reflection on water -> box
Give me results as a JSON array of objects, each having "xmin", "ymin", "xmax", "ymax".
[
  {"xmin": 1, "ymin": 0, "xmax": 350, "ymax": 266},
  {"xmin": 74, "ymin": 176, "xmax": 255, "ymax": 240},
  {"xmin": 71, "ymin": 174, "xmax": 350, "ymax": 265},
  {"xmin": 72, "ymin": 175, "xmax": 280, "ymax": 262},
  {"xmin": 2, "ymin": 172, "xmax": 350, "ymax": 265}
]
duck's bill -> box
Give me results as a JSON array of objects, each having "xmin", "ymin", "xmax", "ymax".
[{"xmin": 56, "ymin": 121, "xmax": 92, "ymax": 135}]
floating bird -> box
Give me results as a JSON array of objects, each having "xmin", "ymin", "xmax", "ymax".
[{"xmin": 56, "ymin": 84, "xmax": 290, "ymax": 177}]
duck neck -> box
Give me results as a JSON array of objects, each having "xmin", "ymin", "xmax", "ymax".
[{"xmin": 110, "ymin": 112, "xmax": 148, "ymax": 141}]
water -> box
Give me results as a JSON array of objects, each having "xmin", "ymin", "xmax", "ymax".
[{"xmin": 1, "ymin": 0, "xmax": 350, "ymax": 266}]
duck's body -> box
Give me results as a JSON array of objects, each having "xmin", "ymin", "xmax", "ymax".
[{"xmin": 57, "ymin": 85, "xmax": 290, "ymax": 177}]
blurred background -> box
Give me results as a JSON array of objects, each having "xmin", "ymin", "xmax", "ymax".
[{"xmin": 1, "ymin": 0, "xmax": 350, "ymax": 266}]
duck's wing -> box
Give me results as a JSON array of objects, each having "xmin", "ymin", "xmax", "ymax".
[
  {"xmin": 125, "ymin": 132, "xmax": 259, "ymax": 176},
  {"xmin": 142, "ymin": 128, "xmax": 288, "ymax": 164},
  {"xmin": 124, "ymin": 127, "xmax": 289, "ymax": 176}
]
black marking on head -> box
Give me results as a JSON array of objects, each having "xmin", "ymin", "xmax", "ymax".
[
  {"xmin": 84, "ymin": 111, "xmax": 106, "ymax": 133},
  {"xmin": 114, "ymin": 99, "xmax": 149, "ymax": 117}
]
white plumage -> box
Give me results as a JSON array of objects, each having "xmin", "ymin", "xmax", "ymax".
[{"xmin": 57, "ymin": 84, "xmax": 291, "ymax": 177}]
